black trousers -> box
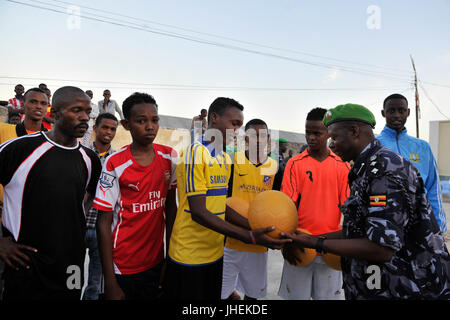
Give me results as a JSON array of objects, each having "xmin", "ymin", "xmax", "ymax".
[
  {"xmin": 115, "ymin": 262, "xmax": 163, "ymax": 300},
  {"xmin": 162, "ymin": 257, "xmax": 223, "ymax": 300}
]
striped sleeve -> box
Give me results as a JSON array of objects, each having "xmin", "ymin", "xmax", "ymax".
[
  {"xmin": 170, "ymin": 169, "xmax": 177, "ymax": 189},
  {"xmin": 185, "ymin": 143, "xmax": 206, "ymax": 198},
  {"xmin": 169, "ymin": 148, "xmax": 178, "ymax": 190},
  {"xmin": 425, "ymin": 147, "xmax": 447, "ymax": 232},
  {"xmin": 92, "ymin": 157, "xmax": 119, "ymax": 212},
  {"xmin": 0, "ymin": 134, "xmax": 32, "ymax": 186}
]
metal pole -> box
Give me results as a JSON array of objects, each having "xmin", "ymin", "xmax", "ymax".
[{"xmin": 410, "ymin": 55, "xmax": 420, "ymax": 138}]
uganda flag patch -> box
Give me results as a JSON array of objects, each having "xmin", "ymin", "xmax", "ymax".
[{"xmin": 370, "ymin": 195, "xmax": 386, "ymax": 206}]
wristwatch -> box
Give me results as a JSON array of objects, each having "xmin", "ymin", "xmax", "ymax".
[{"xmin": 315, "ymin": 236, "xmax": 327, "ymax": 254}]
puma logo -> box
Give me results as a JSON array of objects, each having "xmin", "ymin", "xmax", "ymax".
[
  {"xmin": 306, "ymin": 171, "xmax": 313, "ymax": 182},
  {"xmin": 128, "ymin": 182, "xmax": 140, "ymax": 192}
]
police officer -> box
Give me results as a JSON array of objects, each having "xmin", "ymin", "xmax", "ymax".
[{"xmin": 281, "ymin": 103, "xmax": 450, "ymax": 299}]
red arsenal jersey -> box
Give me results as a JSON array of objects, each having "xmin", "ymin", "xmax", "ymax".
[{"xmin": 93, "ymin": 143, "xmax": 177, "ymax": 275}]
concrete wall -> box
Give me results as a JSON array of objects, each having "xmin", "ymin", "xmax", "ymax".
[
  {"xmin": 438, "ymin": 121, "xmax": 450, "ymax": 177},
  {"xmin": 0, "ymin": 106, "xmax": 8, "ymax": 121},
  {"xmin": 430, "ymin": 120, "xmax": 450, "ymax": 178},
  {"xmin": 0, "ymin": 109, "xmax": 306, "ymax": 158},
  {"xmin": 111, "ymin": 126, "xmax": 306, "ymax": 158},
  {"xmin": 111, "ymin": 126, "xmax": 190, "ymax": 154},
  {"xmin": 429, "ymin": 121, "xmax": 440, "ymax": 160}
]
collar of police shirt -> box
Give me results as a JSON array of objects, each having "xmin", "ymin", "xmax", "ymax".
[{"xmin": 349, "ymin": 139, "xmax": 382, "ymax": 183}]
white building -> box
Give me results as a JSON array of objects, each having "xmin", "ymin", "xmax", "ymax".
[{"xmin": 429, "ymin": 120, "xmax": 450, "ymax": 180}]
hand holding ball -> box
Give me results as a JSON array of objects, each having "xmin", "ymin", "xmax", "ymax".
[{"xmin": 282, "ymin": 228, "xmax": 316, "ymax": 267}]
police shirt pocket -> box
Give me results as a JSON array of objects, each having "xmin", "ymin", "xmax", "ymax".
[
  {"xmin": 365, "ymin": 217, "xmax": 404, "ymax": 252},
  {"xmin": 342, "ymin": 196, "xmax": 367, "ymax": 237}
]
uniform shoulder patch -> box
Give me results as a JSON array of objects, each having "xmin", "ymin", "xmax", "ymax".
[{"xmin": 369, "ymin": 195, "xmax": 386, "ymax": 206}]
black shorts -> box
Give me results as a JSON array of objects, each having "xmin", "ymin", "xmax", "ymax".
[
  {"xmin": 2, "ymin": 250, "xmax": 83, "ymax": 301},
  {"xmin": 115, "ymin": 262, "xmax": 163, "ymax": 300},
  {"xmin": 162, "ymin": 257, "xmax": 223, "ymax": 300}
]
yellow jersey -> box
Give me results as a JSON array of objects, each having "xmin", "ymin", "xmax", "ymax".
[
  {"xmin": 0, "ymin": 123, "xmax": 18, "ymax": 144},
  {"xmin": 225, "ymin": 151, "xmax": 278, "ymax": 253},
  {"xmin": 169, "ymin": 140, "xmax": 232, "ymax": 265}
]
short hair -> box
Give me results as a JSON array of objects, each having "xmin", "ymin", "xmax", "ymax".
[
  {"xmin": 245, "ymin": 118, "xmax": 267, "ymax": 131},
  {"xmin": 52, "ymin": 86, "xmax": 88, "ymax": 111},
  {"xmin": 208, "ymin": 97, "xmax": 244, "ymax": 123},
  {"xmin": 23, "ymin": 87, "xmax": 46, "ymax": 101},
  {"xmin": 122, "ymin": 92, "xmax": 157, "ymax": 120},
  {"xmin": 15, "ymin": 84, "xmax": 24, "ymax": 89},
  {"xmin": 95, "ymin": 112, "xmax": 118, "ymax": 126},
  {"xmin": 383, "ymin": 93, "xmax": 408, "ymax": 109},
  {"xmin": 306, "ymin": 107, "xmax": 327, "ymax": 121},
  {"xmin": 201, "ymin": 108, "xmax": 207, "ymax": 113},
  {"xmin": 39, "ymin": 83, "xmax": 47, "ymax": 89}
]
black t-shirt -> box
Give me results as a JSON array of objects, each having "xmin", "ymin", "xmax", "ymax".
[{"xmin": 0, "ymin": 132, "xmax": 101, "ymax": 299}]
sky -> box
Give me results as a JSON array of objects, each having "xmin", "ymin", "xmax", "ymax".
[{"xmin": 1, "ymin": 0, "xmax": 449, "ymax": 141}]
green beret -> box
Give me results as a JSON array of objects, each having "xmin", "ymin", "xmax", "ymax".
[
  {"xmin": 277, "ymin": 138, "xmax": 288, "ymax": 143},
  {"xmin": 323, "ymin": 103, "xmax": 376, "ymax": 128}
]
